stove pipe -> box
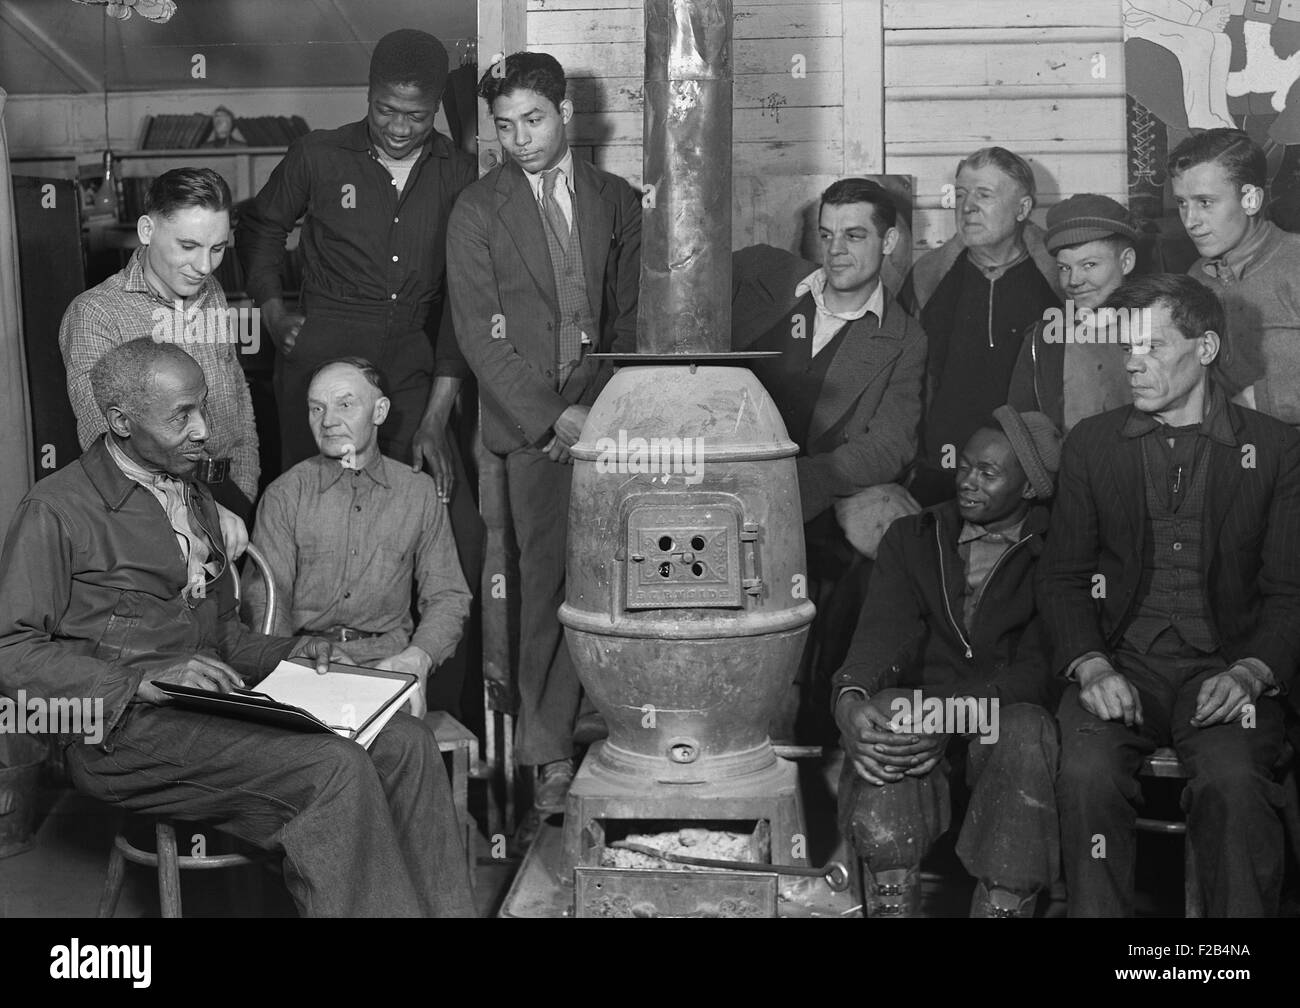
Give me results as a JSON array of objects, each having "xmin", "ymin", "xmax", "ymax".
[
  {"xmin": 637, "ymin": 0, "xmax": 733, "ymax": 355},
  {"xmin": 559, "ymin": 0, "xmax": 812, "ymax": 817}
]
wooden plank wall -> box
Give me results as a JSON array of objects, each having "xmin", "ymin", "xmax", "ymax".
[
  {"xmin": 884, "ymin": 0, "xmax": 1126, "ymax": 253},
  {"xmin": 526, "ymin": 0, "xmax": 877, "ymax": 255},
  {"xmin": 526, "ymin": 0, "xmax": 1128, "ymax": 260}
]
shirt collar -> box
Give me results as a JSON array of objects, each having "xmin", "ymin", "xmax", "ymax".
[
  {"xmin": 1201, "ymin": 220, "xmax": 1278, "ymax": 283},
  {"xmin": 1120, "ymin": 381, "xmax": 1236, "ymax": 446},
  {"xmin": 105, "ymin": 436, "xmax": 182, "ymax": 490},
  {"xmin": 123, "ymin": 247, "xmax": 218, "ymax": 308},
  {"xmin": 523, "ymin": 148, "xmax": 576, "ymax": 202},
  {"xmin": 314, "ymin": 451, "xmax": 392, "ymax": 493},
  {"xmin": 958, "ymin": 516, "xmax": 1026, "ymax": 546},
  {"xmin": 340, "ymin": 119, "xmax": 448, "ymax": 159},
  {"xmin": 794, "ymin": 269, "xmax": 885, "ymax": 326}
]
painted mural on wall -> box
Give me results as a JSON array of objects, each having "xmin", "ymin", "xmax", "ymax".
[
  {"xmin": 1126, "ymin": 1, "xmax": 1300, "ymax": 233},
  {"xmin": 1123, "ymin": 0, "xmax": 1300, "ymax": 239}
]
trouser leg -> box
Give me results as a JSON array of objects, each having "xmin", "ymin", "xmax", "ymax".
[
  {"xmin": 1172, "ymin": 677, "xmax": 1286, "ymax": 917},
  {"xmin": 367, "ymin": 712, "xmax": 475, "ymax": 917},
  {"xmin": 67, "ymin": 703, "xmax": 469, "ymax": 917},
  {"xmin": 273, "ymin": 351, "xmax": 321, "ymax": 472},
  {"xmin": 837, "ymin": 733, "xmax": 950, "ymax": 874},
  {"xmin": 958, "ymin": 703, "xmax": 1059, "ymax": 894},
  {"xmin": 506, "ymin": 447, "xmax": 580, "ymax": 766},
  {"xmin": 1055, "ymin": 682, "xmax": 1156, "ymax": 917}
]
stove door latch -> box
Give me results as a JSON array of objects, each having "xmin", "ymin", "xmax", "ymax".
[{"xmin": 740, "ymin": 522, "xmax": 762, "ymax": 597}]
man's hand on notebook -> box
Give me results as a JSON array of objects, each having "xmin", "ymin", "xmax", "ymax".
[
  {"xmin": 138, "ymin": 654, "xmax": 244, "ymax": 703},
  {"xmin": 291, "ymin": 637, "xmax": 356, "ymax": 675}
]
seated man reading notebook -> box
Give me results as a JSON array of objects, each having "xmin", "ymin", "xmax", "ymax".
[
  {"xmin": 245, "ymin": 356, "xmax": 472, "ymax": 719},
  {"xmin": 0, "ymin": 339, "xmax": 474, "ymax": 917}
]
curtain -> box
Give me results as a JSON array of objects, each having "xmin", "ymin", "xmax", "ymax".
[{"xmin": 0, "ymin": 87, "xmax": 34, "ymax": 530}]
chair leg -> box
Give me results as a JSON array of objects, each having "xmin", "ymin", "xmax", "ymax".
[
  {"xmin": 155, "ymin": 821, "xmax": 183, "ymax": 918},
  {"xmin": 1280, "ymin": 766, "xmax": 1300, "ymax": 868},
  {"xmin": 1184, "ymin": 831, "xmax": 1202, "ymax": 918},
  {"xmin": 97, "ymin": 840, "xmax": 127, "ymax": 919}
]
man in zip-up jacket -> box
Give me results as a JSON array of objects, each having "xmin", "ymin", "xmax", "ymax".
[
  {"xmin": 899, "ymin": 147, "xmax": 1060, "ymax": 507},
  {"xmin": 831, "ymin": 407, "xmax": 1063, "ymax": 918}
]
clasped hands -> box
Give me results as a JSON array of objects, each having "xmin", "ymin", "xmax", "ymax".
[{"xmin": 836, "ymin": 690, "xmax": 950, "ymax": 787}]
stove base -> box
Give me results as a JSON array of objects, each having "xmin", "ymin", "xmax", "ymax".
[
  {"xmin": 499, "ymin": 815, "xmax": 861, "ymax": 918},
  {"xmin": 558, "ymin": 742, "xmax": 806, "ymax": 879}
]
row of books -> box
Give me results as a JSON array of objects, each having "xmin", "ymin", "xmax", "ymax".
[
  {"xmin": 138, "ymin": 113, "xmax": 212, "ymax": 150},
  {"xmin": 137, "ymin": 113, "xmax": 311, "ymax": 150},
  {"xmin": 235, "ymin": 115, "xmax": 310, "ymax": 146}
]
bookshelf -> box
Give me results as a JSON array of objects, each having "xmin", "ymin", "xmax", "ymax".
[{"xmin": 9, "ymin": 146, "xmax": 290, "ymax": 206}]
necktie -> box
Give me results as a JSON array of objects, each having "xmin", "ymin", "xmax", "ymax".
[{"xmin": 541, "ymin": 167, "xmax": 570, "ymax": 238}]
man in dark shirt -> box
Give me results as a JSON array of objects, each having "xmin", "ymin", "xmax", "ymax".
[
  {"xmin": 240, "ymin": 29, "xmax": 476, "ymax": 486},
  {"xmin": 900, "ymin": 146, "xmax": 1061, "ymax": 506},
  {"xmin": 1039, "ymin": 274, "xmax": 1300, "ymax": 917}
]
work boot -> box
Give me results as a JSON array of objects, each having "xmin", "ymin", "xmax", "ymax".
[
  {"xmin": 969, "ymin": 880, "xmax": 1037, "ymax": 918},
  {"xmin": 862, "ymin": 866, "xmax": 920, "ymax": 918},
  {"xmin": 534, "ymin": 757, "xmax": 576, "ymax": 814}
]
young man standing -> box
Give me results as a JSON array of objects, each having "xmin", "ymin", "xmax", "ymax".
[
  {"xmin": 59, "ymin": 168, "xmax": 257, "ymax": 548},
  {"xmin": 447, "ymin": 52, "xmax": 642, "ymax": 813},
  {"xmin": 1170, "ymin": 128, "xmax": 1300, "ymax": 426},
  {"xmin": 1008, "ymin": 194, "xmax": 1139, "ymax": 432},
  {"xmin": 240, "ymin": 28, "xmax": 475, "ymax": 484}
]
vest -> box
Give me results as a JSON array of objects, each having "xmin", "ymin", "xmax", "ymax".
[
  {"xmin": 1124, "ymin": 436, "xmax": 1218, "ymax": 653},
  {"xmin": 540, "ymin": 189, "xmax": 598, "ymax": 388},
  {"xmin": 749, "ymin": 292, "xmax": 848, "ymax": 451}
]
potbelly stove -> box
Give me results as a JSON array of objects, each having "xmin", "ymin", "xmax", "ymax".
[{"xmin": 551, "ymin": 0, "xmax": 820, "ymax": 915}]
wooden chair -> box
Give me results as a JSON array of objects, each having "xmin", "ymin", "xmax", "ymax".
[
  {"xmin": 1136, "ymin": 743, "xmax": 1300, "ymax": 917},
  {"xmin": 98, "ymin": 819, "xmax": 266, "ymax": 918},
  {"xmin": 97, "ymin": 546, "xmax": 484, "ymax": 915}
]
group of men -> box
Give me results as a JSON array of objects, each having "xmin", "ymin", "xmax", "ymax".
[
  {"xmin": 832, "ymin": 129, "xmax": 1300, "ymax": 919},
  {"xmin": 0, "ymin": 23, "xmax": 1297, "ymax": 917}
]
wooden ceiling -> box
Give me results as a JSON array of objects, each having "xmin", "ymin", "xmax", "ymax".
[{"xmin": 0, "ymin": 0, "xmax": 476, "ymax": 94}]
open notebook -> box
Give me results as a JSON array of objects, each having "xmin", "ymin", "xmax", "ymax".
[{"xmin": 155, "ymin": 658, "xmax": 420, "ymax": 750}]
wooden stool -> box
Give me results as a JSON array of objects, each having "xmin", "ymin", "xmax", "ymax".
[
  {"xmin": 1137, "ymin": 743, "xmax": 1300, "ymax": 917},
  {"xmin": 426, "ymin": 710, "xmax": 479, "ymax": 883},
  {"xmin": 97, "ymin": 819, "xmax": 264, "ymax": 918}
]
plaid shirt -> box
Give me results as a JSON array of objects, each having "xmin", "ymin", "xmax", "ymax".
[{"xmin": 58, "ymin": 248, "xmax": 260, "ymax": 498}]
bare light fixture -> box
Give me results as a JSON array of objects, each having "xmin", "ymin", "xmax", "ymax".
[{"xmin": 71, "ymin": 0, "xmax": 176, "ymax": 24}]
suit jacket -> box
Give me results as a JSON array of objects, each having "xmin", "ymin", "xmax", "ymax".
[
  {"xmin": 731, "ymin": 244, "xmax": 926, "ymax": 521},
  {"xmin": 448, "ymin": 156, "xmax": 642, "ymax": 454},
  {"xmin": 1036, "ymin": 399, "xmax": 1300, "ymax": 689}
]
